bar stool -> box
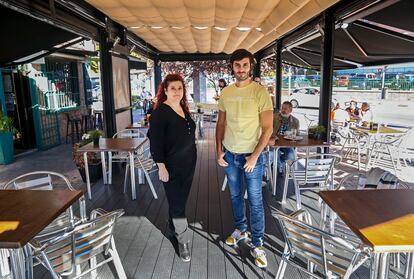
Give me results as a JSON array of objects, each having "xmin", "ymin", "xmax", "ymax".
[
  {"xmin": 81, "ymin": 109, "xmax": 95, "ymax": 134},
  {"xmin": 65, "ymin": 113, "xmax": 82, "ymax": 144}
]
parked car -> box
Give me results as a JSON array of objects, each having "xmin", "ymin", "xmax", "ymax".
[{"xmin": 285, "ymin": 87, "xmax": 320, "ymax": 108}]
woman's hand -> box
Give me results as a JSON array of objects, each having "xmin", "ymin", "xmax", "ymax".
[{"xmin": 157, "ymin": 163, "xmax": 169, "ymax": 182}]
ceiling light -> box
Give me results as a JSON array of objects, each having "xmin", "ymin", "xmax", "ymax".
[
  {"xmin": 214, "ymin": 26, "xmax": 227, "ymax": 31},
  {"xmin": 194, "ymin": 26, "xmax": 208, "ymax": 30},
  {"xmin": 130, "ymin": 26, "xmax": 141, "ymax": 29},
  {"xmin": 113, "ymin": 36, "xmax": 120, "ymax": 48},
  {"xmin": 171, "ymin": 26, "xmax": 184, "ymax": 29},
  {"xmin": 255, "ymin": 27, "xmax": 262, "ymax": 32},
  {"xmin": 151, "ymin": 26, "xmax": 164, "ymax": 29},
  {"xmin": 403, "ymin": 31, "xmax": 410, "ymax": 35},
  {"xmin": 341, "ymin": 23, "xmax": 349, "ymax": 29},
  {"xmin": 236, "ymin": 27, "xmax": 251, "ymax": 32}
]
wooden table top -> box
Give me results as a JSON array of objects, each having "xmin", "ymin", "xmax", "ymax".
[
  {"xmin": 352, "ymin": 126, "xmax": 404, "ymax": 135},
  {"xmin": 274, "ymin": 135, "xmax": 329, "ymax": 148},
  {"xmin": 0, "ymin": 190, "xmax": 83, "ymax": 248},
  {"xmin": 79, "ymin": 138, "xmax": 146, "ymax": 152},
  {"xmin": 320, "ymin": 189, "xmax": 414, "ymax": 252}
]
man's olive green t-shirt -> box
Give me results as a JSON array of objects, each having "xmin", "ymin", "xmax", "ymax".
[{"xmin": 218, "ymin": 81, "xmax": 273, "ymax": 154}]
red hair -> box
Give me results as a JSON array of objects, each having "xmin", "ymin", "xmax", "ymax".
[{"xmin": 154, "ymin": 74, "xmax": 190, "ymax": 114}]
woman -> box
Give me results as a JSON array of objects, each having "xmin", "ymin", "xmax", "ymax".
[{"xmin": 148, "ymin": 74, "xmax": 197, "ymax": 262}]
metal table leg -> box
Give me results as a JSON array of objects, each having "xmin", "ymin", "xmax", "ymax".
[
  {"xmin": 272, "ymin": 147, "xmax": 279, "ymax": 196},
  {"xmin": 83, "ymin": 152, "xmax": 92, "ymax": 200},
  {"xmin": 129, "ymin": 152, "xmax": 136, "ymax": 200},
  {"xmin": 101, "ymin": 151, "xmax": 107, "ymax": 184}
]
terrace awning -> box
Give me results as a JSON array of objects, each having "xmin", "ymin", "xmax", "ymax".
[
  {"xmin": 281, "ymin": 0, "xmax": 414, "ymax": 69},
  {"xmin": 0, "ymin": 5, "xmax": 81, "ymax": 67},
  {"xmin": 85, "ymin": 0, "xmax": 340, "ymax": 54}
]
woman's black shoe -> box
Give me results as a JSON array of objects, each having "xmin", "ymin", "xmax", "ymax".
[{"xmin": 178, "ymin": 242, "xmax": 191, "ymax": 262}]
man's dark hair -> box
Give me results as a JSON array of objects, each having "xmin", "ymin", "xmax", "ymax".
[
  {"xmin": 282, "ymin": 101, "xmax": 293, "ymax": 110},
  {"xmin": 229, "ymin": 49, "xmax": 256, "ymax": 76}
]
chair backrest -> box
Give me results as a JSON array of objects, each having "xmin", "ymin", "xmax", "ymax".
[
  {"xmin": 41, "ymin": 209, "xmax": 124, "ymax": 276},
  {"xmin": 3, "ymin": 171, "xmax": 75, "ymax": 191},
  {"xmin": 294, "ymin": 154, "xmax": 341, "ymax": 185},
  {"xmin": 113, "ymin": 128, "xmax": 146, "ymax": 139},
  {"xmin": 338, "ymin": 167, "xmax": 406, "ymax": 190},
  {"xmin": 275, "ymin": 210, "xmax": 368, "ymax": 278}
]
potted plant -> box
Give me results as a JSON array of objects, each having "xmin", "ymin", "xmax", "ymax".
[
  {"xmin": 82, "ymin": 129, "xmax": 103, "ymax": 146},
  {"xmin": 308, "ymin": 125, "xmax": 326, "ymax": 140},
  {"xmin": 0, "ymin": 112, "xmax": 17, "ymax": 164},
  {"xmin": 72, "ymin": 138, "xmax": 103, "ymax": 183}
]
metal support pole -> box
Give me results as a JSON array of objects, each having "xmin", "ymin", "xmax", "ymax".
[
  {"xmin": 319, "ymin": 10, "xmax": 335, "ymax": 142},
  {"xmin": 254, "ymin": 55, "xmax": 261, "ymax": 79},
  {"xmin": 275, "ymin": 40, "xmax": 282, "ymax": 111},
  {"xmin": 99, "ymin": 28, "xmax": 116, "ymax": 137},
  {"xmin": 154, "ymin": 59, "xmax": 162, "ymax": 95}
]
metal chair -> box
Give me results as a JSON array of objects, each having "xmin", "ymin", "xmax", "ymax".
[
  {"xmin": 336, "ymin": 126, "xmax": 369, "ymax": 170},
  {"xmin": 108, "ymin": 128, "xmax": 147, "ymax": 184},
  {"xmin": 274, "ymin": 209, "xmax": 370, "ymax": 279},
  {"xmin": 1, "ymin": 171, "xmax": 87, "ymax": 276},
  {"xmin": 282, "ymin": 154, "xmax": 341, "ymax": 209},
  {"xmin": 30, "ymin": 209, "xmax": 126, "ymax": 279},
  {"xmin": 124, "ymin": 137, "xmax": 158, "ymax": 199}
]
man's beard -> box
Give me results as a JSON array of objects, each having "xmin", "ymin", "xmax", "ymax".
[{"xmin": 235, "ymin": 72, "xmax": 249, "ymax": 82}]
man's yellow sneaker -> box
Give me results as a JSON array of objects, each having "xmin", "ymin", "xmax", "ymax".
[
  {"xmin": 251, "ymin": 246, "xmax": 268, "ymax": 268},
  {"xmin": 225, "ymin": 229, "xmax": 249, "ymax": 246}
]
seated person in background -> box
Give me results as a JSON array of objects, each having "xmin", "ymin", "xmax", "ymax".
[
  {"xmin": 331, "ymin": 102, "xmax": 349, "ymax": 127},
  {"xmin": 359, "ymin": 102, "xmax": 373, "ymax": 127},
  {"xmin": 345, "ymin": 100, "xmax": 360, "ymax": 120},
  {"xmin": 269, "ymin": 101, "xmax": 299, "ymax": 173}
]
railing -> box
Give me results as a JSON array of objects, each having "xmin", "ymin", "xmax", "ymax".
[{"xmin": 44, "ymin": 91, "xmax": 80, "ymax": 111}]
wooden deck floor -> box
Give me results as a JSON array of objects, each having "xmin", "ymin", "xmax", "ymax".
[{"xmin": 33, "ymin": 123, "xmax": 407, "ymax": 279}]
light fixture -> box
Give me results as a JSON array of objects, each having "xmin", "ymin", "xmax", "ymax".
[
  {"xmin": 255, "ymin": 27, "xmax": 262, "ymax": 32},
  {"xmin": 130, "ymin": 26, "xmax": 141, "ymax": 29},
  {"xmin": 194, "ymin": 26, "xmax": 208, "ymax": 30},
  {"xmin": 151, "ymin": 26, "xmax": 164, "ymax": 29},
  {"xmin": 214, "ymin": 26, "xmax": 227, "ymax": 31},
  {"xmin": 236, "ymin": 27, "xmax": 251, "ymax": 32},
  {"xmin": 341, "ymin": 23, "xmax": 349, "ymax": 29},
  {"xmin": 130, "ymin": 45, "xmax": 136, "ymax": 53},
  {"xmin": 171, "ymin": 26, "xmax": 184, "ymax": 29},
  {"xmin": 113, "ymin": 36, "xmax": 120, "ymax": 48}
]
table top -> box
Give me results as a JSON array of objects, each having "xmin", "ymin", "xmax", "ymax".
[
  {"xmin": 79, "ymin": 138, "xmax": 146, "ymax": 152},
  {"xmin": 320, "ymin": 189, "xmax": 414, "ymax": 252},
  {"xmin": 274, "ymin": 135, "xmax": 329, "ymax": 148},
  {"xmin": 352, "ymin": 126, "xmax": 404, "ymax": 135},
  {"xmin": 0, "ymin": 190, "xmax": 83, "ymax": 248}
]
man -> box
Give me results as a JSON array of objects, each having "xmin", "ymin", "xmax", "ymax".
[
  {"xmin": 270, "ymin": 101, "xmax": 299, "ymax": 174},
  {"xmin": 216, "ymin": 49, "xmax": 273, "ymax": 268},
  {"xmin": 359, "ymin": 102, "xmax": 373, "ymax": 126}
]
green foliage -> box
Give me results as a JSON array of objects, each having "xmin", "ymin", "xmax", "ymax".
[
  {"xmin": 0, "ymin": 113, "xmax": 17, "ymax": 134},
  {"xmin": 88, "ymin": 129, "xmax": 103, "ymax": 139},
  {"xmin": 308, "ymin": 125, "xmax": 326, "ymax": 135}
]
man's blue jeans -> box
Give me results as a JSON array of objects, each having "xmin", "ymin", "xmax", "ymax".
[
  {"xmin": 224, "ymin": 151, "xmax": 264, "ymax": 247},
  {"xmin": 277, "ymin": 148, "xmax": 295, "ymax": 172}
]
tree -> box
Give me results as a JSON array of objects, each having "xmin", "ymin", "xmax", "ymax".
[{"xmin": 161, "ymin": 60, "xmax": 231, "ymax": 95}]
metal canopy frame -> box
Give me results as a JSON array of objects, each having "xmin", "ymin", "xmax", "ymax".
[{"xmin": 2, "ymin": 0, "xmax": 411, "ymax": 139}]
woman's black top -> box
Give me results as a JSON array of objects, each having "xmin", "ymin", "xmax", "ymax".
[{"xmin": 148, "ymin": 103, "xmax": 196, "ymax": 165}]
